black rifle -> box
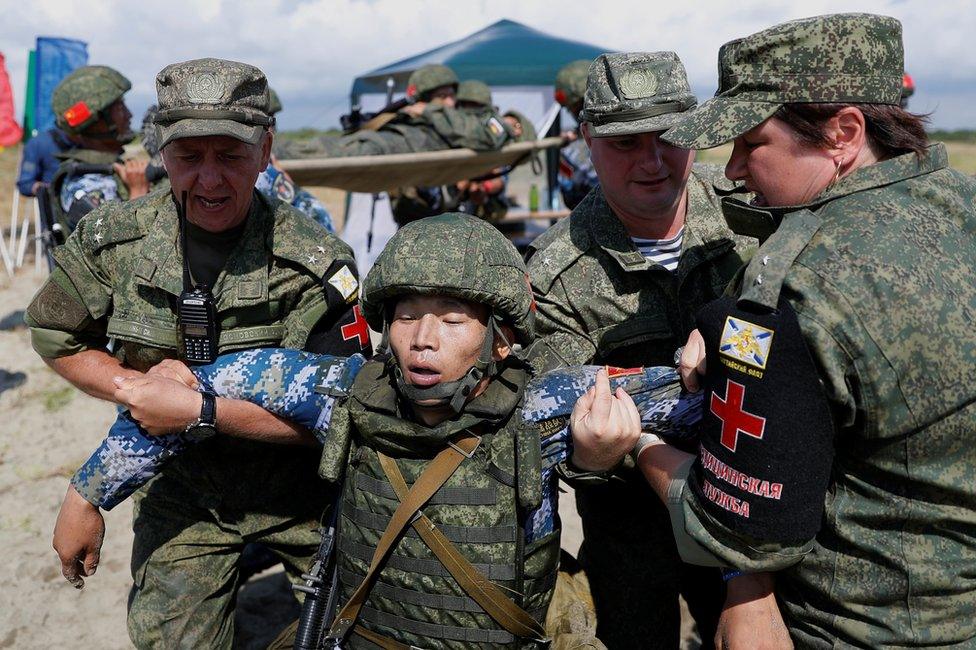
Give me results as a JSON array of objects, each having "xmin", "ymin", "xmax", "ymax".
[
  {"xmin": 340, "ymin": 96, "xmax": 414, "ymax": 134},
  {"xmin": 292, "ymin": 497, "xmax": 342, "ymax": 650}
]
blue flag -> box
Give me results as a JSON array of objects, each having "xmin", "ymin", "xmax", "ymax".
[{"xmin": 34, "ymin": 37, "xmax": 88, "ymax": 133}]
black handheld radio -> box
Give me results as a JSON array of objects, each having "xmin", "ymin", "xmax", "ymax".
[{"xmin": 176, "ymin": 192, "xmax": 220, "ymax": 364}]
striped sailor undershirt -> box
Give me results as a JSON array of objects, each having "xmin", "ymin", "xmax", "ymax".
[{"xmin": 632, "ymin": 227, "xmax": 684, "ymax": 272}]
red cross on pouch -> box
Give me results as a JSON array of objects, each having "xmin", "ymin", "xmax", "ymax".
[
  {"xmin": 710, "ymin": 379, "xmax": 766, "ymax": 452},
  {"xmin": 341, "ymin": 305, "xmax": 370, "ymax": 347}
]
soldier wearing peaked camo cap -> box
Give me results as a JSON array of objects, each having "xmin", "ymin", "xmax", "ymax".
[
  {"xmin": 663, "ymin": 13, "xmax": 903, "ymax": 149},
  {"xmin": 528, "ymin": 50, "xmax": 755, "ymax": 650},
  {"xmin": 629, "ymin": 13, "xmax": 976, "ymax": 649},
  {"xmin": 37, "ymin": 56, "xmax": 367, "ymax": 649}
]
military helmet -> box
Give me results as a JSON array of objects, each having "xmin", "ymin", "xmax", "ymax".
[
  {"xmin": 52, "ymin": 65, "xmax": 131, "ymax": 136},
  {"xmin": 268, "ymin": 88, "xmax": 283, "ymax": 115},
  {"xmin": 362, "ymin": 212, "xmax": 535, "ymax": 344},
  {"xmin": 554, "ymin": 60, "xmax": 591, "ymax": 109},
  {"xmin": 503, "ymin": 109, "xmax": 537, "ymax": 142},
  {"xmin": 406, "ymin": 64, "xmax": 459, "ymax": 101},
  {"xmin": 456, "ymin": 80, "xmax": 492, "ymax": 107}
]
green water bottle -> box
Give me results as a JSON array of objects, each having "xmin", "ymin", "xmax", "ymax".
[{"xmin": 529, "ymin": 183, "xmax": 539, "ymax": 212}]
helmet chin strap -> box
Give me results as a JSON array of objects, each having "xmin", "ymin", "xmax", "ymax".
[{"xmin": 394, "ymin": 314, "xmax": 502, "ymax": 415}]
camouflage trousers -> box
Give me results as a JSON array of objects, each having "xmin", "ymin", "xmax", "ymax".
[
  {"xmin": 576, "ymin": 477, "xmax": 724, "ymax": 649},
  {"xmin": 127, "ymin": 438, "xmax": 331, "ymax": 650}
]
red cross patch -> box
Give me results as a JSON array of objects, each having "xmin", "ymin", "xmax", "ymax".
[
  {"xmin": 710, "ymin": 379, "xmax": 766, "ymax": 452},
  {"xmin": 341, "ymin": 305, "xmax": 370, "ymax": 347}
]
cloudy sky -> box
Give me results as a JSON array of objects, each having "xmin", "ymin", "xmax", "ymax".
[{"xmin": 2, "ymin": 0, "xmax": 974, "ymax": 132}]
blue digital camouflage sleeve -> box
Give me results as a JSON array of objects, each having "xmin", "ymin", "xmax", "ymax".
[
  {"xmin": 523, "ymin": 365, "xmax": 703, "ymax": 542},
  {"xmin": 72, "ymin": 349, "xmax": 365, "ymax": 510},
  {"xmin": 256, "ymin": 164, "xmax": 335, "ymax": 232}
]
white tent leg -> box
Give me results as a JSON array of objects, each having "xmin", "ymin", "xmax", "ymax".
[
  {"xmin": 0, "ymin": 223, "xmax": 13, "ymax": 277},
  {"xmin": 15, "ymin": 209, "xmax": 31, "ymax": 267},
  {"xmin": 33, "ymin": 198, "xmax": 43, "ymax": 273},
  {"xmin": 8, "ymin": 191, "xmax": 18, "ymax": 260}
]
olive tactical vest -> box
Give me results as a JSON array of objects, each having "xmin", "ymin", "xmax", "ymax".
[{"xmin": 325, "ymin": 359, "xmax": 560, "ymax": 649}]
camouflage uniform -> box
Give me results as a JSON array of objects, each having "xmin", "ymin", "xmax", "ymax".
[
  {"xmin": 26, "ymin": 58, "xmax": 366, "ymax": 649},
  {"xmin": 47, "ymin": 66, "xmax": 134, "ymax": 233},
  {"xmin": 528, "ymin": 52, "xmax": 754, "ymax": 649},
  {"xmin": 663, "ymin": 13, "xmax": 976, "ymax": 648},
  {"xmin": 277, "ymin": 66, "xmax": 511, "ymax": 161}
]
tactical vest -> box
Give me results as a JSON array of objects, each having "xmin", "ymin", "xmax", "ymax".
[
  {"xmin": 323, "ymin": 359, "xmax": 560, "ymax": 649},
  {"xmin": 48, "ymin": 148, "xmax": 126, "ymax": 235}
]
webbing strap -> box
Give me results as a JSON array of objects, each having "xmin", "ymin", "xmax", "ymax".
[
  {"xmin": 327, "ymin": 432, "xmax": 481, "ymax": 645},
  {"xmin": 377, "ymin": 452, "xmax": 548, "ymax": 642},
  {"xmin": 344, "ymin": 505, "xmax": 517, "ymax": 544}
]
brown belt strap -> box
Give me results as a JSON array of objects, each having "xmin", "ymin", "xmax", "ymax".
[
  {"xmin": 378, "ymin": 452, "xmax": 548, "ymax": 642},
  {"xmin": 353, "ymin": 624, "xmax": 412, "ymax": 650},
  {"xmin": 326, "ymin": 432, "xmax": 481, "ymax": 644}
]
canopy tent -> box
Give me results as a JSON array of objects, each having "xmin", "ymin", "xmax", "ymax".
[
  {"xmin": 348, "ymin": 19, "xmax": 610, "ymax": 211},
  {"xmin": 351, "ymin": 19, "xmax": 610, "ymax": 103}
]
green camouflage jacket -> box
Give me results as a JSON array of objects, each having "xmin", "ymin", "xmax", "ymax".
[
  {"xmin": 680, "ymin": 144, "xmax": 976, "ymax": 648},
  {"xmin": 27, "ymin": 187, "xmax": 354, "ymax": 369},
  {"xmin": 527, "ymin": 163, "xmax": 754, "ymax": 371}
]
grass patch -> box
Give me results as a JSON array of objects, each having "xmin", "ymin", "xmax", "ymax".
[{"xmin": 42, "ymin": 386, "xmax": 75, "ymax": 412}]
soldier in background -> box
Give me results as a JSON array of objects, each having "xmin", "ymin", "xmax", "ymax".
[
  {"xmin": 38, "ymin": 57, "xmax": 368, "ymax": 648},
  {"xmin": 257, "ymin": 88, "xmax": 336, "ymax": 231},
  {"xmin": 554, "ymin": 60, "xmax": 598, "ymax": 210},
  {"xmin": 16, "ymin": 125, "xmax": 71, "ymax": 197},
  {"xmin": 527, "ymin": 52, "xmax": 755, "ymax": 649},
  {"xmin": 47, "ymin": 66, "xmax": 150, "ymax": 234},
  {"xmin": 277, "ymin": 63, "xmax": 512, "ymax": 161}
]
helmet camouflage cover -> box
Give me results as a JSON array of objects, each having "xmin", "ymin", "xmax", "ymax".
[
  {"xmin": 554, "ymin": 59, "xmax": 591, "ymax": 109},
  {"xmin": 362, "ymin": 212, "xmax": 535, "ymax": 344},
  {"xmin": 406, "ymin": 64, "xmax": 459, "ymax": 101},
  {"xmin": 52, "ymin": 65, "xmax": 131, "ymax": 135},
  {"xmin": 456, "ymin": 80, "xmax": 493, "ymax": 107}
]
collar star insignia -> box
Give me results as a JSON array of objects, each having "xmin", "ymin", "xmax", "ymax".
[
  {"xmin": 307, "ymin": 254, "xmax": 318, "ymax": 264},
  {"xmin": 94, "ymin": 233, "xmax": 103, "ymax": 243},
  {"xmin": 94, "ymin": 218, "xmax": 104, "ymax": 227},
  {"xmin": 542, "ymin": 256, "xmax": 552, "ymax": 267},
  {"xmin": 316, "ymin": 246, "xmax": 326, "ymax": 254}
]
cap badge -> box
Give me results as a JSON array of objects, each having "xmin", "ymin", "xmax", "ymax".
[
  {"xmin": 618, "ymin": 68, "xmax": 658, "ymax": 100},
  {"xmin": 186, "ymin": 72, "xmax": 223, "ymax": 104}
]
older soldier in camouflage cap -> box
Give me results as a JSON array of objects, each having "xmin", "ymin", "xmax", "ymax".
[
  {"xmin": 37, "ymin": 57, "xmax": 368, "ymax": 649},
  {"xmin": 623, "ymin": 13, "xmax": 976, "ymax": 648},
  {"xmin": 46, "ymin": 65, "xmax": 151, "ymax": 235},
  {"xmin": 527, "ymin": 51, "xmax": 755, "ymax": 649}
]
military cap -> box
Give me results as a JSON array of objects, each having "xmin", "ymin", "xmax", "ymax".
[
  {"xmin": 52, "ymin": 65, "xmax": 131, "ymax": 136},
  {"xmin": 579, "ymin": 52, "xmax": 697, "ymax": 137},
  {"xmin": 664, "ymin": 13, "xmax": 904, "ymax": 149},
  {"xmin": 361, "ymin": 212, "xmax": 535, "ymax": 344},
  {"xmin": 152, "ymin": 57, "xmax": 274, "ymax": 149},
  {"xmin": 268, "ymin": 88, "xmax": 283, "ymax": 116},
  {"xmin": 456, "ymin": 80, "xmax": 493, "ymax": 107},
  {"xmin": 406, "ymin": 64, "xmax": 458, "ymax": 101},
  {"xmin": 554, "ymin": 60, "xmax": 590, "ymax": 109}
]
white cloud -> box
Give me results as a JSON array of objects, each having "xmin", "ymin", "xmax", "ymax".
[{"xmin": 1, "ymin": 0, "xmax": 973, "ymax": 130}]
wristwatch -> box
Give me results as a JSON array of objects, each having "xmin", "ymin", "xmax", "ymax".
[{"xmin": 183, "ymin": 390, "xmax": 218, "ymax": 442}]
